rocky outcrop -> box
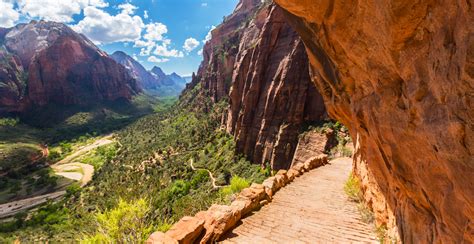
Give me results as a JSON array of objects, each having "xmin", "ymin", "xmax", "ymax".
[
  {"xmin": 274, "ymin": 0, "xmax": 474, "ymax": 242},
  {"xmin": 0, "ymin": 21, "xmax": 140, "ymax": 112},
  {"xmin": 190, "ymin": 0, "xmax": 327, "ymax": 170},
  {"xmin": 0, "ymin": 49, "xmax": 26, "ymax": 113},
  {"xmin": 290, "ymin": 130, "xmax": 334, "ymax": 167},
  {"xmin": 191, "ymin": 0, "xmax": 262, "ymax": 102}
]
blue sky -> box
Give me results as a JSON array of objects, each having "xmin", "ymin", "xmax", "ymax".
[{"xmin": 0, "ymin": 0, "xmax": 239, "ymax": 76}]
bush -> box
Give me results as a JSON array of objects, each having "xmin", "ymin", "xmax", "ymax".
[
  {"xmin": 169, "ymin": 180, "xmax": 191, "ymax": 198},
  {"xmin": 344, "ymin": 173, "xmax": 361, "ymax": 202},
  {"xmin": 83, "ymin": 198, "xmax": 153, "ymax": 242},
  {"xmin": 220, "ymin": 176, "xmax": 249, "ymax": 196},
  {"xmin": 0, "ymin": 117, "xmax": 19, "ymax": 126},
  {"xmin": 344, "ymin": 173, "xmax": 374, "ymax": 223}
]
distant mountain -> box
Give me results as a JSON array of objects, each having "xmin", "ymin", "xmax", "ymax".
[
  {"xmin": 0, "ymin": 20, "xmax": 140, "ymax": 114},
  {"xmin": 110, "ymin": 51, "xmax": 159, "ymax": 90},
  {"xmin": 111, "ymin": 52, "xmax": 188, "ymax": 97},
  {"xmin": 168, "ymin": 72, "xmax": 187, "ymax": 90}
]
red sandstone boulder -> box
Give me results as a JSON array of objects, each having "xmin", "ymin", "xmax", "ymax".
[
  {"xmin": 166, "ymin": 216, "xmax": 204, "ymax": 244},
  {"xmin": 146, "ymin": 231, "xmax": 177, "ymax": 244},
  {"xmin": 195, "ymin": 205, "xmax": 241, "ymax": 243}
]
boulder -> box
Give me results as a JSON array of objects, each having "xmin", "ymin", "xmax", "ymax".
[
  {"xmin": 196, "ymin": 205, "xmax": 241, "ymax": 243},
  {"xmin": 286, "ymin": 169, "xmax": 299, "ymax": 181},
  {"xmin": 166, "ymin": 216, "xmax": 204, "ymax": 244},
  {"xmin": 146, "ymin": 231, "xmax": 178, "ymax": 244},
  {"xmin": 262, "ymin": 177, "xmax": 277, "ymax": 197}
]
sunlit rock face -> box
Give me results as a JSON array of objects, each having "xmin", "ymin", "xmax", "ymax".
[
  {"xmin": 190, "ymin": 0, "xmax": 327, "ymax": 170},
  {"xmin": 274, "ymin": 0, "xmax": 474, "ymax": 242},
  {"xmin": 0, "ymin": 21, "xmax": 140, "ymax": 112}
]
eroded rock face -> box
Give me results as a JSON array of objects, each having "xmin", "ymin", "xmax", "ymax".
[
  {"xmin": 190, "ymin": 0, "xmax": 327, "ymax": 170},
  {"xmin": 290, "ymin": 130, "xmax": 334, "ymax": 168},
  {"xmin": 274, "ymin": 0, "xmax": 474, "ymax": 242},
  {"xmin": 28, "ymin": 35, "xmax": 139, "ymax": 106},
  {"xmin": 0, "ymin": 21, "xmax": 140, "ymax": 112},
  {"xmin": 0, "ymin": 50, "xmax": 26, "ymax": 113}
]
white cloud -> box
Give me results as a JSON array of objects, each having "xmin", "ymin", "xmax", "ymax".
[
  {"xmin": 183, "ymin": 38, "xmax": 200, "ymax": 52},
  {"xmin": 133, "ymin": 22, "xmax": 183, "ymax": 58},
  {"xmin": 118, "ymin": 3, "xmax": 137, "ymax": 15},
  {"xmin": 204, "ymin": 25, "xmax": 216, "ymax": 43},
  {"xmin": 154, "ymin": 41, "xmax": 184, "ymax": 58},
  {"xmin": 148, "ymin": 56, "xmax": 169, "ymax": 63},
  {"xmin": 0, "ymin": 1, "xmax": 20, "ymax": 28},
  {"xmin": 143, "ymin": 10, "xmax": 149, "ymax": 19},
  {"xmin": 197, "ymin": 49, "xmax": 203, "ymax": 56},
  {"xmin": 143, "ymin": 22, "xmax": 167, "ymax": 41},
  {"xmin": 201, "ymin": 3, "xmax": 208, "ymax": 7},
  {"xmin": 72, "ymin": 6, "xmax": 144, "ymax": 44},
  {"xmin": 17, "ymin": 0, "xmax": 108, "ymax": 23}
]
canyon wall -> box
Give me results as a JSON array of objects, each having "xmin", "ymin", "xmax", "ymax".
[
  {"xmin": 190, "ymin": 0, "xmax": 327, "ymax": 169},
  {"xmin": 0, "ymin": 21, "xmax": 140, "ymax": 112},
  {"xmin": 275, "ymin": 0, "xmax": 473, "ymax": 242}
]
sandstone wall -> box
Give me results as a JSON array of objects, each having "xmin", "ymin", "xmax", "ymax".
[
  {"xmin": 274, "ymin": 0, "xmax": 474, "ymax": 242},
  {"xmin": 190, "ymin": 0, "xmax": 327, "ymax": 170}
]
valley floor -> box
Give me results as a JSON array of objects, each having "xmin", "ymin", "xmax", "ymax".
[
  {"xmin": 0, "ymin": 135, "xmax": 115, "ymax": 219},
  {"xmin": 221, "ymin": 158, "xmax": 378, "ymax": 243}
]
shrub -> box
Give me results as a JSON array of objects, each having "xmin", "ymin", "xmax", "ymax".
[
  {"xmin": 220, "ymin": 176, "xmax": 249, "ymax": 196},
  {"xmin": 344, "ymin": 173, "xmax": 361, "ymax": 202},
  {"xmin": 0, "ymin": 117, "xmax": 19, "ymax": 126},
  {"xmin": 83, "ymin": 198, "xmax": 153, "ymax": 242},
  {"xmin": 344, "ymin": 173, "xmax": 374, "ymax": 224},
  {"xmin": 169, "ymin": 180, "xmax": 191, "ymax": 198}
]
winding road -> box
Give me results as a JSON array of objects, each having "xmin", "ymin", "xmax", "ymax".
[{"xmin": 0, "ymin": 135, "xmax": 115, "ymax": 219}]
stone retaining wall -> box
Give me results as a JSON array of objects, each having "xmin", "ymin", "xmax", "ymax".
[{"xmin": 146, "ymin": 154, "xmax": 329, "ymax": 244}]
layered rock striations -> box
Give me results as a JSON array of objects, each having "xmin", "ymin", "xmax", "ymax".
[
  {"xmin": 275, "ymin": 0, "xmax": 474, "ymax": 242},
  {"xmin": 0, "ymin": 21, "xmax": 140, "ymax": 112},
  {"xmin": 190, "ymin": 0, "xmax": 327, "ymax": 170}
]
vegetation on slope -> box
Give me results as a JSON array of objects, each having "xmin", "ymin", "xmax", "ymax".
[
  {"xmin": 0, "ymin": 86, "xmax": 265, "ymax": 242},
  {"xmin": 0, "ymin": 94, "xmax": 162, "ymax": 204}
]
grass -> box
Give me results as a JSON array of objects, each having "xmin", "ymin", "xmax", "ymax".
[
  {"xmin": 78, "ymin": 143, "xmax": 119, "ymax": 170},
  {"xmin": 344, "ymin": 173, "xmax": 361, "ymax": 202},
  {"xmin": 219, "ymin": 176, "xmax": 250, "ymax": 203},
  {"xmin": 344, "ymin": 173, "xmax": 374, "ymax": 223}
]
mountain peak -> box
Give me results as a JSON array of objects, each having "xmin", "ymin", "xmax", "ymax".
[
  {"xmin": 112, "ymin": 50, "xmax": 128, "ymax": 57},
  {"xmin": 151, "ymin": 66, "xmax": 166, "ymax": 77}
]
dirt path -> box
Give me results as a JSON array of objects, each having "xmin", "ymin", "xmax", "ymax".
[
  {"xmin": 51, "ymin": 134, "xmax": 113, "ymax": 185},
  {"xmin": 189, "ymin": 158, "xmax": 223, "ymax": 189},
  {"xmin": 221, "ymin": 157, "xmax": 378, "ymax": 243},
  {"xmin": 54, "ymin": 135, "xmax": 114, "ymax": 166}
]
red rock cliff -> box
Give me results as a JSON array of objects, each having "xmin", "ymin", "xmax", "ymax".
[
  {"xmin": 190, "ymin": 0, "xmax": 327, "ymax": 169},
  {"xmin": 0, "ymin": 21, "xmax": 140, "ymax": 111},
  {"xmin": 274, "ymin": 0, "xmax": 474, "ymax": 242}
]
